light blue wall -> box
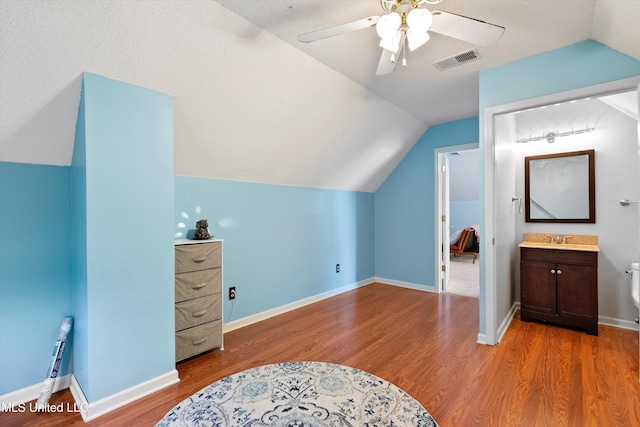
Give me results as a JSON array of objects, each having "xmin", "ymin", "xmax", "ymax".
[
  {"xmin": 74, "ymin": 73, "xmax": 175, "ymax": 402},
  {"xmin": 450, "ymin": 201, "xmax": 480, "ymax": 233},
  {"xmin": 0, "ymin": 161, "xmax": 72, "ymax": 394},
  {"xmin": 2, "ymin": 39, "xmax": 637, "ymax": 401},
  {"xmin": 0, "ymin": 76, "xmax": 375, "ymax": 399},
  {"xmin": 175, "ymin": 177, "xmax": 375, "ymax": 321},
  {"xmin": 477, "ymin": 40, "xmax": 640, "ymax": 334},
  {"xmin": 374, "ymin": 117, "xmax": 479, "ymax": 285},
  {"xmin": 480, "ymin": 40, "xmax": 640, "ymax": 109}
]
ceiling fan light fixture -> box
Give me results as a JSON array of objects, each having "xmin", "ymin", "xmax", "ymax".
[
  {"xmin": 406, "ymin": 29, "xmax": 429, "ymax": 51},
  {"xmin": 299, "ymin": 1, "xmax": 503, "ymax": 75},
  {"xmin": 406, "ymin": 8, "xmax": 433, "ymax": 33},
  {"xmin": 379, "ymin": 29, "xmax": 402, "ymax": 53},
  {"xmin": 376, "ymin": 12, "xmax": 401, "ymax": 39}
]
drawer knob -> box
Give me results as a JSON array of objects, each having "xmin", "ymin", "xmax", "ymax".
[
  {"xmin": 191, "ymin": 283, "xmax": 207, "ymax": 290},
  {"xmin": 192, "ymin": 309, "xmax": 208, "ymax": 317},
  {"xmin": 557, "ymin": 269, "xmax": 562, "ymax": 275},
  {"xmin": 191, "ymin": 257, "xmax": 208, "ymax": 263},
  {"xmin": 192, "ymin": 337, "xmax": 208, "ymax": 345},
  {"xmin": 551, "ymin": 269, "xmax": 556, "ymax": 274}
]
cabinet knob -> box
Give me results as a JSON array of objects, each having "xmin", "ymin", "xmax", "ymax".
[
  {"xmin": 551, "ymin": 269, "xmax": 556, "ymax": 274},
  {"xmin": 557, "ymin": 270, "xmax": 562, "ymax": 275}
]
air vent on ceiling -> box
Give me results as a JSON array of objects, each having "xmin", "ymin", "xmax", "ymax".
[{"xmin": 433, "ymin": 48, "xmax": 481, "ymax": 71}]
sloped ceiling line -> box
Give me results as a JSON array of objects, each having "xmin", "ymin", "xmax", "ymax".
[{"xmin": 1, "ymin": 0, "xmax": 638, "ymax": 192}]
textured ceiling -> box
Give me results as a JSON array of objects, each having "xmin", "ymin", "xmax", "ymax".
[
  {"xmin": 1, "ymin": 0, "xmax": 638, "ymax": 193},
  {"xmin": 0, "ymin": 0, "xmax": 427, "ymax": 192},
  {"xmin": 215, "ymin": 0, "xmax": 640, "ymax": 125}
]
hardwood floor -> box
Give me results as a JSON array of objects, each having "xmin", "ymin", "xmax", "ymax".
[{"xmin": 2, "ymin": 283, "xmax": 639, "ymax": 426}]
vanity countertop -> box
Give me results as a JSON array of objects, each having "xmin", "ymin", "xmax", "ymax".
[{"xmin": 519, "ymin": 233, "xmax": 600, "ymax": 252}]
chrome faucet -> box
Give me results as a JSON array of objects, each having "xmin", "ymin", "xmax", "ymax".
[{"xmin": 545, "ymin": 235, "xmax": 564, "ymax": 244}]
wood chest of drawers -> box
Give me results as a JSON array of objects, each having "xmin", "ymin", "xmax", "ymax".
[{"xmin": 174, "ymin": 240, "xmax": 223, "ymax": 361}]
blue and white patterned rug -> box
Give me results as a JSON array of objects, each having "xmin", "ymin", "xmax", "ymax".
[{"xmin": 156, "ymin": 361, "xmax": 438, "ymax": 426}]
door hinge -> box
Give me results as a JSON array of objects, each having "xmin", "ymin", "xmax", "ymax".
[
  {"xmin": 442, "ymin": 215, "xmax": 446, "ymax": 222},
  {"xmin": 442, "ymin": 265, "xmax": 446, "ymax": 271},
  {"xmin": 441, "ymin": 165, "xmax": 446, "ymax": 172}
]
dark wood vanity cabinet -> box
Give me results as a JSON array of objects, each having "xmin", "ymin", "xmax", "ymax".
[{"xmin": 520, "ymin": 247, "xmax": 598, "ymax": 335}]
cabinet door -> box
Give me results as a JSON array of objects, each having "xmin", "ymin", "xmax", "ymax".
[
  {"xmin": 556, "ymin": 263, "xmax": 597, "ymax": 321},
  {"xmin": 521, "ymin": 260, "xmax": 557, "ymax": 314}
]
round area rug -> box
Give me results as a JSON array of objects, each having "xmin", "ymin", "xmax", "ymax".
[{"xmin": 156, "ymin": 361, "xmax": 438, "ymax": 426}]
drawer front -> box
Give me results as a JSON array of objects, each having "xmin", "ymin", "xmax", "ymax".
[
  {"xmin": 175, "ymin": 294, "xmax": 222, "ymax": 331},
  {"xmin": 175, "ymin": 242, "xmax": 222, "ymax": 273},
  {"xmin": 175, "ymin": 268, "xmax": 222, "ymax": 303},
  {"xmin": 175, "ymin": 320, "xmax": 222, "ymax": 362},
  {"xmin": 521, "ymin": 247, "xmax": 597, "ymax": 266}
]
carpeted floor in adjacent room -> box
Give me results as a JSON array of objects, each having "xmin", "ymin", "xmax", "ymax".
[{"xmin": 447, "ymin": 254, "xmax": 479, "ymax": 298}]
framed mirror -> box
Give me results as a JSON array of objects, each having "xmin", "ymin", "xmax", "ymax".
[{"xmin": 524, "ymin": 149, "xmax": 595, "ymax": 223}]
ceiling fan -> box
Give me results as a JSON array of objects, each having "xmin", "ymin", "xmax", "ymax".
[{"xmin": 297, "ymin": 0, "xmax": 505, "ymax": 75}]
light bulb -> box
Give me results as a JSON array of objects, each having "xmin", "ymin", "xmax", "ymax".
[
  {"xmin": 406, "ymin": 9, "xmax": 432, "ymax": 51},
  {"xmin": 406, "ymin": 9, "xmax": 433, "ymax": 33},
  {"xmin": 376, "ymin": 13, "xmax": 401, "ymax": 39}
]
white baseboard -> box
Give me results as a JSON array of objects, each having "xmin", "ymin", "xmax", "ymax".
[
  {"xmin": 0, "ymin": 374, "xmax": 72, "ymax": 409},
  {"xmin": 599, "ymin": 315, "xmax": 640, "ymax": 331},
  {"xmin": 223, "ymin": 278, "xmax": 375, "ymax": 333},
  {"xmin": 375, "ymin": 277, "xmax": 437, "ymax": 293},
  {"xmin": 476, "ymin": 333, "xmax": 487, "ymax": 345},
  {"xmin": 70, "ymin": 369, "xmax": 179, "ymax": 421},
  {"xmin": 496, "ymin": 302, "xmax": 519, "ymax": 344}
]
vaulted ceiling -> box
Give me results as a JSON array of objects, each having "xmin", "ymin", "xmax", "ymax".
[
  {"xmin": 1, "ymin": 1, "xmax": 638, "ymax": 192},
  {"xmin": 216, "ymin": 0, "xmax": 640, "ymax": 125}
]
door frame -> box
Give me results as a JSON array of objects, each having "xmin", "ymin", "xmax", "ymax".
[
  {"xmin": 482, "ymin": 76, "xmax": 640, "ymax": 346},
  {"xmin": 435, "ymin": 143, "xmax": 479, "ymax": 294}
]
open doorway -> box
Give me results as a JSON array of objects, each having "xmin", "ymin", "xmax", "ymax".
[
  {"xmin": 436, "ymin": 143, "xmax": 480, "ymax": 297},
  {"xmin": 483, "ymin": 77, "xmax": 640, "ymax": 345}
]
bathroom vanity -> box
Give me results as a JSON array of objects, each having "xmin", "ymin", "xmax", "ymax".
[{"xmin": 519, "ymin": 234, "xmax": 599, "ymax": 335}]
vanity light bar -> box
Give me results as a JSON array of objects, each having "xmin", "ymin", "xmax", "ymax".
[{"xmin": 515, "ymin": 126, "xmax": 595, "ymax": 144}]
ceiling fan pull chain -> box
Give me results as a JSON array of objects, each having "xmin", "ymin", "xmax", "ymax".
[{"xmin": 402, "ymin": 37, "xmax": 407, "ymax": 67}]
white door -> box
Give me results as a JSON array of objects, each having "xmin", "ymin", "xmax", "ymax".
[
  {"xmin": 493, "ymin": 113, "xmax": 518, "ymax": 336},
  {"xmin": 636, "ymin": 82, "xmax": 640, "ymax": 383},
  {"xmin": 440, "ymin": 154, "xmax": 450, "ymax": 291},
  {"xmin": 483, "ymin": 112, "xmax": 519, "ymax": 345},
  {"xmin": 637, "ymin": 82, "xmax": 640, "ymax": 268},
  {"xmin": 436, "ymin": 144, "xmax": 479, "ymax": 293}
]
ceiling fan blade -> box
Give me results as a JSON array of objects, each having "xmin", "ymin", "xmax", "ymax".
[
  {"xmin": 376, "ymin": 48, "xmax": 397, "ymax": 75},
  {"xmin": 429, "ymin": 11, "xmax": 504, "ymax": 46},
  {"xmin": 297, "ymin": 16, "xmax": 379, "ymax": 43}
]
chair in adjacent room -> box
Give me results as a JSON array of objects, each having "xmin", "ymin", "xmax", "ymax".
[{"xmin": 450, "ymin": 227, "xmax": 478, "ymax": 263}]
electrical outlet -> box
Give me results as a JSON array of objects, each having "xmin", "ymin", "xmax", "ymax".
[
  {"xmin": 229, "ymin": 287, "xmax": 236, "ymax": 300},
  {"xmin": 336, "ymin": 264, "xmax": 340, "ymax": 273}
]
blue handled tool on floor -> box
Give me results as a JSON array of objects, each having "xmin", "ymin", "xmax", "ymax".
[{"xmin": 35, "ymin": 316, "xmax": 73, "ymax": 411}]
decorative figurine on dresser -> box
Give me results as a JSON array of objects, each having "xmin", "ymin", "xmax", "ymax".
[
  {"xmin": 174, "ymin": 230, "xmax": 224, "ymax": 362},
  {"xmin": 193, "ymin": 219, "xmax": 212, "ymax": 240}
]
